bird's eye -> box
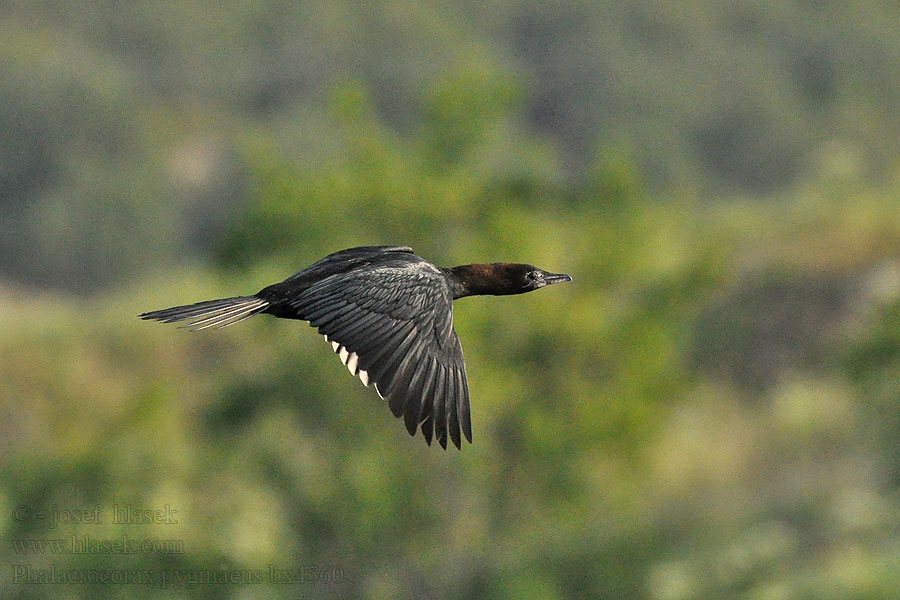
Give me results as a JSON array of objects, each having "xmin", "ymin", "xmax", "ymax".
[{"xmin": 526, "ymin": 271, "xmax": 538, "ymax": 281}]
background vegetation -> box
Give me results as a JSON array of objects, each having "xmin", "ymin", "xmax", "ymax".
[{"xmin": 1, "ymin": 2, "xmax": 899, "ymax": 598}]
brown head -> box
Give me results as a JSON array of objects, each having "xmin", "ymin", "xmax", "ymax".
[{"xmin": 445, "ymin": 263, "xmax": 573, "ymax": 299}]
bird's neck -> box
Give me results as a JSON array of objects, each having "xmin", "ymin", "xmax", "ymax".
[{"xmin": 443, "ymin": 263, "xmax": 519, "ymax": 299}]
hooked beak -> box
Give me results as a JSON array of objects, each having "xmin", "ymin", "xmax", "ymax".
[{"xmin": 542, "ymin": 272, "xmax": 573, "ymax": 286}]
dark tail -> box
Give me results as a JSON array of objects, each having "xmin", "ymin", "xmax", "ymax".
[{"xmin": 139, "ymin": 296, "xmax": 269, "ymax": 331}]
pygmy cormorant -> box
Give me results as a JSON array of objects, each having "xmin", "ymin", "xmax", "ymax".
[{"xmin": 140, "ymin": 245, "xmax": 572, "ymax": 449}]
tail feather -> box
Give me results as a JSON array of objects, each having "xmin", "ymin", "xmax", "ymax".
[{"xmin": 139, "ymin": 296, "xmax": 268, "ymax": 331}]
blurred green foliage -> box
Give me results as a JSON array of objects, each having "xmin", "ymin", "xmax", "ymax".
[
  {"xmin": 3, "ymin": 0, "xmax": 900, "ymax": 294},
  {"xmin": 2, "ymin": 2, "xmax": 900, "ymax": 599}
]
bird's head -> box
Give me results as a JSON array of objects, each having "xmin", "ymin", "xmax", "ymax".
[
  {"xmin": 506, "ymin": 264, "xmax": 574, "ymax": 292},
  {"xmin": 449, "ymin": 262, "xmax": 572, "ymax": 297}
]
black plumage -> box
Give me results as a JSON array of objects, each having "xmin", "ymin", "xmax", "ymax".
[{"xmin": 140, "ymin": 245, "xmax": 572, "ymax": 449}]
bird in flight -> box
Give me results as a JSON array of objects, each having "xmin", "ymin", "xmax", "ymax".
[{"xmin": 140, "ymin": 246, "xmax": 572, "ymax": 449}]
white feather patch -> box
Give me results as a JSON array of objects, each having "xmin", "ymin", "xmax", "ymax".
[
  {"xmin": 373, "ymin": 382, "xmax": 384, "ymax": 399},
  {"xmin": 324, "ymin": 337, "xmax": 370, "ymax": 388},
  {"xmin": 324, "ymin": 334, "xmax": 329, "ymax": 342}
]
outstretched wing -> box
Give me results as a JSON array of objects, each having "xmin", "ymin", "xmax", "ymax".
[{"xmin": 285, "ymin": 262, "xmax": 472, "ymax": 449}]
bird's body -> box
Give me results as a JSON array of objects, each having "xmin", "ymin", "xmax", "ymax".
[{"xmin": 140, "ymin": 246, "xmax": 571, "ymax": 449}]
